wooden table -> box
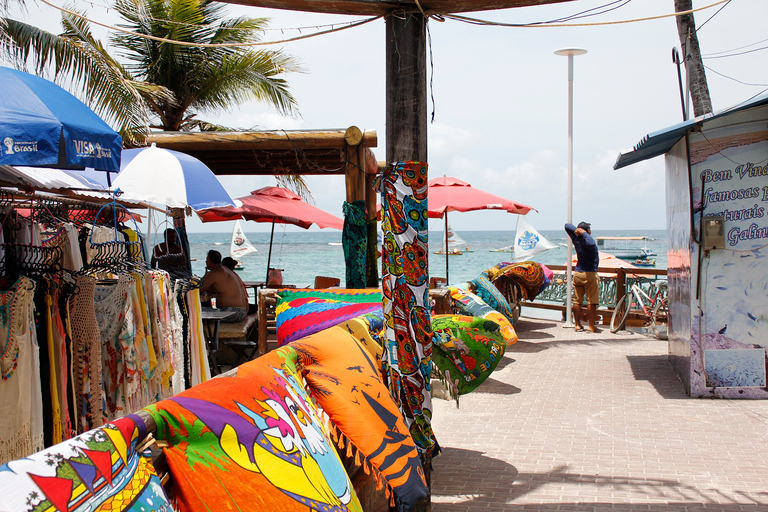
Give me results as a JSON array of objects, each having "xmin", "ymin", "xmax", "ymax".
[
  {"xmin": 242, "ymin": 281, "xmax": 266, "ymax": 305},
  {"xmin": 200, "ymin": 307, "xmax": 237, "ymax": 375}
]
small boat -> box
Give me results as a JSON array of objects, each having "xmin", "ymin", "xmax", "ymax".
[
  {"xmin": 434, "ymin": 247, "xmax": 464, "ymax": 255},
  {"xmin": 633, "ymin": 258, "xmax": 656, "ymax": 267},
  {"xmin": 595, "ymin": 236, "xmax": 656, "ymax": 260},
  {"xmin": 435, "ymin": 223, "xmax": 469, "ymax": 255},
  {"xmin": 229, "ymin": 220, "xmax": 257, "ymax": 268}
]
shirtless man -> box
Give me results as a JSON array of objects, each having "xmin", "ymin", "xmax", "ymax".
[{"xmin": 199, "ymin": 250, "xmax": 249, "ymax": 322}]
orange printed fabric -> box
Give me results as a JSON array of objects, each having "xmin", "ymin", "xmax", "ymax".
[
  {"xmin": 256, "ymin": 327, "xmax": 429, "ymax": 512},
  {"xmin": 146, "ymin": 352, "xmax": 363, "ymax": 511}
]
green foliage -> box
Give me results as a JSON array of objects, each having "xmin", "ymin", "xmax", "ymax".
[{"xmin": 0, "ymin": 0, "xmax": 301, "ymax": 145}]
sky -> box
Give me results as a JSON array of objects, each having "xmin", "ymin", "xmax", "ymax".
[{"xmin": 6, "ymin": 0, "xmax": 768, "ymax": 234}]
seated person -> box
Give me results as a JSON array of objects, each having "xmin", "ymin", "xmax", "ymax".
[
  {"xmin": 151, "ymin": 228, "xmax": 186, "ymax": 270},
  {"xmin": 199, "ymin": 250, "xmax": 249, "ymax": 322},
  {"xmin": 221, "ymin": 257, "xmax": 239, "ymax": 272}
]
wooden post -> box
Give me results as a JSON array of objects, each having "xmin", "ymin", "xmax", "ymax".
[
  {"xmin": 344, "ymin": 126, "xmax": 366, "ymax": 203},
  {"xmin": 385, "ymin": 12, "xmax": 431, "ymax": 512},
  {"xmin": 386, "ymin": 14, "xmax": 428, "ymax": 162}
]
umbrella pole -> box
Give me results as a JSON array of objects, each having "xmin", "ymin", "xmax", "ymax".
[
  {"xmin": 445, "ymin": 214, "xmax": 449, "ymax": 284},
  {"xmin": 266, "ymin": 220, "xmax": 275, "ymax": 284}
]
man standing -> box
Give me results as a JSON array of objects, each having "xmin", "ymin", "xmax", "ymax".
[
  {"xmin": 565, "ymin": 222, "xmax": 601, "ymax": 333},
  {"xmin": 200, "ymin": 250, "xmax": 249, "ymax": 322}
]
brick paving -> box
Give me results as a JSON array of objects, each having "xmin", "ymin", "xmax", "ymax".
[{"xmin": 429, "ymin": 316, "xmax": 768, "ymax": 512}]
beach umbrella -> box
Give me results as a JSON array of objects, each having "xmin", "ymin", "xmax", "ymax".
[
  {"xmin": 111, "ymin": 143, "xmax": 235, "ymax": 211},
  {"xmin": 428, "ymin": 176, "xmax": 536, "ymax": 283},
  {"xmin": 0, "ymin": 66, "xmax": 122, "ymax": 172},
  {"xmin": 198, "ymin": 186, "xmax": 343, "ymax": 283},
  {"xmin": 572, "ymin": 251, "xmax": 638, "ymax": 271}
]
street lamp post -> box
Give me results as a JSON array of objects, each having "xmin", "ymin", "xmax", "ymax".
[{"xmin": 555, "ymin": 47, "xmax": 587, "ymax": 328}]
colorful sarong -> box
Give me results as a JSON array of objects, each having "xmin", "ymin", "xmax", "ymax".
[
  {"xmin": 379, "ymin": 161, "xmax": 435, "ymax": 454},
  {"xmin": 470, "ymin": 273, "xmax": 517, "ymax": 323},
  {"xmin": 484, "ymin": 261, "xmax": 547, "ymax": 301},
  {"xmin": 275, "ymin": 289, "xmax": 382, "ymax": 346},
  {"xmin": 431, "ymin": 315, "xmax": 507, "ymax": 400},
  {"xmin": 0, "ymin": 415, "xmax": 171, "ymax": 512},
  {"xmin": 145, "ymin": 326, "xmax": 427, "ymax": 512},
  {"xmin": 447, "ymin": 286, "xmax": 518, "ymax": 346}
]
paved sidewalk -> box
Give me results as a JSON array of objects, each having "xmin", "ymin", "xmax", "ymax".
[{"xmin": 430, "ymin": 316, "xmax": 768, "ymax": 512}]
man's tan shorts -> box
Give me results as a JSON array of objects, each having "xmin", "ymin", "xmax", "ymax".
[{"xmin": 573, "ymin": 271, "xmax": 599, "ymax": 305}]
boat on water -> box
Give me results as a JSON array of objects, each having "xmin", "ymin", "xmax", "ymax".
[
  {"xmin": 434, "ymin": 224, "xmax": 471, "ymax": 255},
  {"xmin": 595, "ymin": 236, "xmax": 656, "ymax": 260},
  {"xmin": 229, "ymin": 220, "xmax": 258, "ymax": 269},
  {"xmin": 633, "ymin": 258, "xmax": 656, "ymax": 267}
]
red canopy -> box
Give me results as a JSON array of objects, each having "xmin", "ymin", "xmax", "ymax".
[
  {"xmin": 197, "ymin": 186, "xmax": 343, "ymax": 230},
  {"xmin": 572, "ymin": 252, "xmax": 639, "ymax": 270},
  {"xmin": 427, "ymin": 176, "xmax": 535, "ymax": 218}
]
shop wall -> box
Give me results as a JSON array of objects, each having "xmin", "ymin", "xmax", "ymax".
[
  {"xmin": 664, "ymin": 140, "xmax": 693, "ymax": 391},
  {"xmin": 686, "ymin": 105, "xmax": 768, "ymax": 398}
]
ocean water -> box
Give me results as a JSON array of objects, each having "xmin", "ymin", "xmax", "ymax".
[{"xmin": 186, "ymin": 229, "xmax": 667, "ymax": 289}]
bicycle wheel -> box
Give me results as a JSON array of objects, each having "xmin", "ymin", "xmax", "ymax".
[
  {"xmin": 651, "ymin": 297, "xmax": 669, "ymax": 340},
  {"xmin": 610, "ymin": 293, "xmax": 632, "ymax": 333}
]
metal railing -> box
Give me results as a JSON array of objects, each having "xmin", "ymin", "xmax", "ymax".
[{"xmin": 530, "ymin": 265, "xmax": 667, "ymax": 312}]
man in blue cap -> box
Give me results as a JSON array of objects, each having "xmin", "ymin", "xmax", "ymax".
[{"xmin": 565, "ymin": 221, "xmax": 601, "ymax": 332}]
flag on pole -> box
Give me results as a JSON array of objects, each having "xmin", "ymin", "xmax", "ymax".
[{"xmin": 513, "ymin": 215, "xmax": 558, "ymax": 261}]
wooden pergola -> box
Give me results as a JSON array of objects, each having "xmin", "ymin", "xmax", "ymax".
[{"xmin": 144, "ymin": 128, "xmax": 379, "ymax": 176}]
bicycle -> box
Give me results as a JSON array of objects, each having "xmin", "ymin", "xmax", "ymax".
[{"xmin": 610, "ymin": 278, "xmax": 668, "ymax": 339}]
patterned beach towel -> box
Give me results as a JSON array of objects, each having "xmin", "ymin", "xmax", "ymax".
[
  {"xmin": 447, "ymin": 286, "xmax": 518, "ymax": 346},
  {"xmin": 484, "ymin": 261, "xmax": 547, "ymax": 301},
  {"xmin": 0, "ymin": 415, "xmax": 171, "ymax": 512},
  {"xmin": 145, "ymin": 354, "xmax": 361, "ymax": 512},
  {"xmin": 275, "ymin": 288, "xmax": 382, "ymax": 346},
  {"xmin": 145, "ymin": 326, "xmax": 427, "ymax": 512},
  {"xmin": 431, "ymin": 315, "xmax": 506, "ymax": 400}
]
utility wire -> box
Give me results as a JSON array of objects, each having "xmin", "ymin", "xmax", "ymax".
[
  {"xmin": 703, "ymin": 65, "xmax": 768, "ymax": 87},
  {"xmin": 37, "ymin": 0, "xmax": 382, "ymax": 47},
  {"xmin": 443, "ymin": 0, "xmax": 730, "ymax": 28}
]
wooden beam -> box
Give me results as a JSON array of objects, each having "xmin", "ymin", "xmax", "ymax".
[
  {"xmin": 220, "ymin": 0, "xmax": 573, "ymax": 16},
  {"xmin": 145, "ymin": 129, "xmax": 377, "ymax": 152}
]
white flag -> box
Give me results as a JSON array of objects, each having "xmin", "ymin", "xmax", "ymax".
[{"xmin": 513, "ymin": 215, "xmax": 558, "ymax": 262}]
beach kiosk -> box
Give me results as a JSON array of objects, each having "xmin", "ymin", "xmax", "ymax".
[{"xmin": 615, "ymin": 92, "xmax": 768, "ymax": 398}]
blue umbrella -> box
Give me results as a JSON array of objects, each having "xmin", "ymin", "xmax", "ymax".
[
  {"xmin": 111, "ymin": 144, "xmax": 235, "ymax": 211},
  {"xmin": 0, "ymin": 66, "xmax": 122, "ymax": 172}
]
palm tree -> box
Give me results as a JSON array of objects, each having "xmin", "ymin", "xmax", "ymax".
[
  {"xmin": 674, "ymin": 0, "xmax": 712, "ymax": 117},
  {"xmin": 1, "ymin": 0, "xmax": 301, "ymax": 145}
]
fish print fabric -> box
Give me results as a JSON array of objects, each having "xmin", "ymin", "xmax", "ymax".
[
  {"xmin": 146, "ymin": 353, "xmax": 361, "ymax": 512},
  {"xmin": 145, "ymin": 326, "xmax": 428, "ymax": 512},
  {"xmin": 275, "ymin": 328, "xmax": 428, "ymax": 512},
  {"xmin": 0, "ymin": 415, "xmax": 171, "ymax": 512},
  {"xmin": 379, "ymin": 161, "xmax": 435, "ymax": 454}
]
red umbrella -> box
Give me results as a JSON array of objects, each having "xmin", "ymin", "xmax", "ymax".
[
  {"xmin": 427, "ymin": 176, "xmax": 536, "ymax": 283},
  {"xmin": 198, "ymin": 186, "xmax": 343, "ymax": 282},
  {"xmin": 427, "ymin": 176, "xmax": 534, "ymax": 217}
]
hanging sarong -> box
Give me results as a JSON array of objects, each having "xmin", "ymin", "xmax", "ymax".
[
  {"xmin": 379, "ymin": 161, "xmax": 435, "ymax": 454},
  {"xmin": 342, "ymin": 200, "xmax": 367, "ymax": 289}
]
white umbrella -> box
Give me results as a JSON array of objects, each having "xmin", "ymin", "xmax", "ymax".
[{"xmin": 112, "ymin": 143, "xmax": 234, "ymax": 210}]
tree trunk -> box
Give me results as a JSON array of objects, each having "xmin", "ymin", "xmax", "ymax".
[{"xmin": 675, "ymin": 0, "xmax": 712, "ymax": 117}]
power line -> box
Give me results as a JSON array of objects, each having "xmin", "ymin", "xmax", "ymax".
[
  {"xmin": 37, "ymin": 0, "xmax": 382, "ymax": 48},
  {"xmin": 703, "ymin": 45, "xmax": 768, "ymax": 59},
  {"xmin": 703, "ymin": 37, "xmax": 768, "ymax": 57},
  {"xmin": 703, "ymin": 64, "xmax": 768, "ymax": 87},
  {"xmin": 443, "ymin": 0, "xmax": 730, "ymax": 28}
]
